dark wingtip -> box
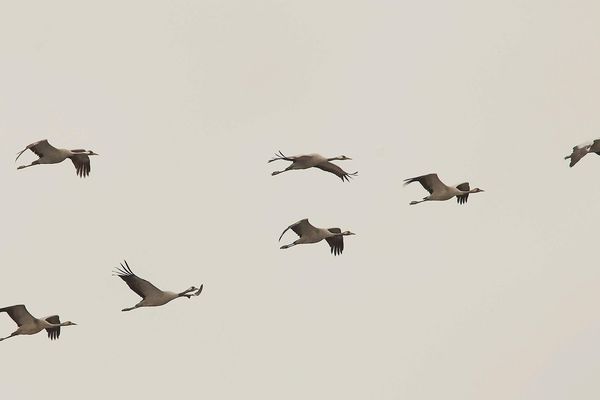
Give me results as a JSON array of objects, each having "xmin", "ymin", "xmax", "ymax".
[{"xmin": 341, "ymin": 171, "xmax": 358, "ymax": 182}]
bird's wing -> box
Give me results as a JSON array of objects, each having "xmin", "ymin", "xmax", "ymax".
[
  {"xmin": 325, "ymin": 228, "xmax": 344, "ymax": 256},
  {"xmin": 456, "ymin": 182, "xmax": 470, "ymax": 204},
  {"xmin": 278, "ymin": 218, "xmax": 317, "ymax": 241},
  {"xmin": 44, "ymin": 315, "xmax": 61, "ymax": 340},
  {"xmin": 268, "ymin": 150, "xmax": 294, "ymax": 163},
  {"xmin": 404, "ymin": 173, "xmax": 445, "ymax": 194},
  {"xmin": 568, "ymin": 146, "xmax": 589, "ymax": 167},
  {"xmin": 69, "ymin": 153, "xmax": 91, "ymax": 178},
  {"xmin": 113, "ymin": 261, "xmax": 163, "ymax": 299},
  {"xmin": 590, "ymin": 139, "xmax": 600, "ymax": 155},
  {"xmin": 15, "ymin": 139, "xmax": 58, "ymax": 161},
  {"xmin": 314, "ymin": 161, "xmax": 357, "ymax": 182},
  {"xmin": 0, "ymin": 304, "xmax": 36, "ymax": 327}
]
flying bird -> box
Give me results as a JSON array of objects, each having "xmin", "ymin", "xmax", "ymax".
[
  {"xmin": 404, "ymin": 173, "xmax": 484, "ymax": 205},
  {"xmin": 16, "ymin": 139, "xmax": 99, "ymax": 177},
  {"xmin": 278, "ymin": 218, "xmax": 355, "ymax": 256},
  {"xmin": 564, "ymin": 139, "xmax": 600, "ymax": 167},
  {"xmin": 0, "ymin": 304, "xmax": 76, "ymax": 342},
  {"xmin": 113, "ymin": 260, "xmax": 203, "ymax": 312},
  {"xmin": 268, "ymin": 151, "xmax": 357, "ymax": 182}
]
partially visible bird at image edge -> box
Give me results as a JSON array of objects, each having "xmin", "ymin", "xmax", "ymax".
[
  {"xmin": 564, "ymin": 139, "xmax": 600, "ymax": 167},
  {"xmin": 0, "ymin": 304, "xmax": 77, "ymax": 342}
]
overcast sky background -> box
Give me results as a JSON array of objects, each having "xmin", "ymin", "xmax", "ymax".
[{"xmin": 2, "ymin": 1, "xmax": 600, "ymax": 399}]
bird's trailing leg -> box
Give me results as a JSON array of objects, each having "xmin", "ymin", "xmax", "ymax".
[
  {"xmin": 17, "ymin": 160, "xmax": 39, "ymax": 170},
  {"xmin": 271, "ymin": 165, "xmax": 295, "ymax": 176},
  {"xmin": 409, "ymin": 199, "xmax": 427, "ymax": 205},
  {"xmin": 0, "ymin": 332, "xmax": 17, "ymax": 342},
  {"xmin": 122, "ymin": 304, "xmax": 140, "ymax": 312},
  {"xmin": 280, "ymin": 241, "xmax": 298, "ymax": 249}
]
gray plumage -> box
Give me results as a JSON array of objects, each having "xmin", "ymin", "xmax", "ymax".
[
  {"xmin": 114, "ymin": 260, "xmax": 203, "ymax": 312},
  {"xmin": 16, "ymin": 139, "xmax": 98, "ymax": 177},
  {"xmin": 0, "ymin": 304, "xmax": 76, "ymax": 342},
  {"xmin": 269, "ymin": 151, "xmax": 357, "ymax": 182},
  {"xmin": 404, "ymin": 173, "xmax": 484, "ymax": 205},
  {"xmin": 278, "ymin": 218, "xmax": 355, "ymax": 256},
  {"xmin": 564, "ymin": 139, "xmax": 600, "ymax": 167}
]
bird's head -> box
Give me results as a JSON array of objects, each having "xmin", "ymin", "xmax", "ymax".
[
  {"xmin": 179, "ymin": 286, "xmax": 202, "ymax": 298},
  {"xmin": 472, "ymin": 188, "xmax": 484, "ymax": 193},
  {"xmin": 62, "ymin": 321, "xmax": 77, "ymax": 326},
  {"xmin": 342, "ymin": 231, "xmax": 356, "ymax": 236},
  {"xmin": 88, "ymin": 150, "xmax": 99, "ymax": 156},
  {"xmin": 337, "ymin": 155, "xmax": 352, "ymax": 160}
]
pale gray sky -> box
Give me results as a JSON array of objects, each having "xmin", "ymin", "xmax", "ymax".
[{"xmin": 2, "ymin": 1, "xmax": 600, "ymax": 399}]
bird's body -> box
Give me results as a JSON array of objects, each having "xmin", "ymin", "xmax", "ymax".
[
  {"xmin": 564, "ymin": 139, "xmax": 600, "ymax": 167},
  {"xmin": 114, "ymin": 260, "xmax": 203, "ymax": 312},
  {"xmin": 404, "ymin": 173, "xmax": 484, "ymax": 205},
  {"xmin": 16, "ymin": 139, "xmax": 98, "ymax": 177},
  {"xmin": 279, "ymin": 218, "xmax": 355, "ymax": 256},
  {"xmin": 268, "ymin": 151, "xmax": 357, "ymax": 182},
  {"xmin": 0, "ymin": 304, "xmax": 76, "ymax": 342}
]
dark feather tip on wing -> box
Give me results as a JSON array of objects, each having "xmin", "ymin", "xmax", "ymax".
[
  {"xmin": 456, "ymin": 183, "xmax": 470, "ymax": 205},
  {"xmin": 45, "ymin": 315, "xmax": 61, "ymax": 340},
  {"xmin": 314, "ymin": 162, "xmax": 357, "ymax": 182},
  {"xmin": 326, "ymin": 228, "xmax": 344, "ymax": 256}
]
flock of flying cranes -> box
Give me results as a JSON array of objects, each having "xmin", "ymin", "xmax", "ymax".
[{"xmin": 1, "ymin": 138, "xmax": 599, "ymax": 342}]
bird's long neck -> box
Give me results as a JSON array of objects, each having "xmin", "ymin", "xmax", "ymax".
[
  {"xmin": 40, "ymin": 320, "xmax": 65, "ymax": 328},
  {"xmin": 456, "ymin": 187, "xmax": 477, "ymax": 194},
  {"xmin": 326, "ymin": 231, "xmax": 346, "ymax": 238},
  {"xmin": 69, "ymin": 149, "xmax": 93, "ymax": 156},
  {"xmin": 323, "ymin": 230, "xmax": 339, "ymax": 238},
  {"xmin": 327, "ymin": 157, "xmax": 342, "ymax": 161}
]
